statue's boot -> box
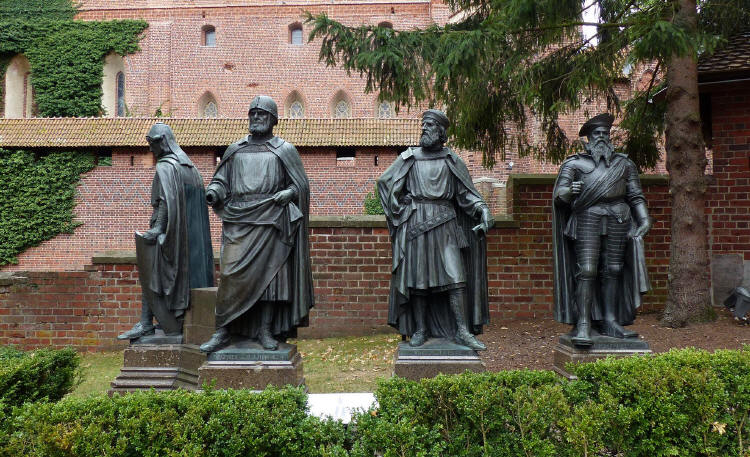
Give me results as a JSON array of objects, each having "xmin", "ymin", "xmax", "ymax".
[
  {"xmin": 200, "ymin": 326, "xmax": 230, "ymax": 353},
  {"xmin": 409, "ymin": 297, "xmax": 428, "ymax": 347},
  {"xmin": 600, "ymin": 277, "xmax": 638, "ymax": 338},
  {"xmin": 449, "ymin": 288, "xmax": 486, "ymax": 351},
  {"xmin": 117, "ymin": 305, "xmax": 155, "ymax": 340},
  {"xmin": 258, "ymin": 302, "xmax": 279, "ymax": 350},
  {"xmin": 571, "ymin": 279, "xmax": 594, "ymax": 347}
]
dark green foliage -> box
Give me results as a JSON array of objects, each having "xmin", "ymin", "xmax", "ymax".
[
  {"xmin": 0, "ymin": 0, "xmax": 77, "ymax": 21},
  {"xmin": 359, "ymin": 348, "xmax": 750, "ymax": 457},
  {"xmin": 0, "ymin": 346, "xmax": 80, "ymax": 410},
  {"xmin": 363, "ymin": 185, "xmax": 384, "ymax": 215},
  {"xmin": 0, "ymin": 19, "xmax": 147, "ymax": 117},
  {"xmin": 354, "ymin": 370, "xmax": 568, "ymax": 457},
  {"xmin": 1, "ymin": 348, "xmax": 749, "ymax": 456},
  {"xmin": 0, "ymin": 149, "xmax": 95, "ymax": 265},
  {"xmin": 306, "ymin": 1, "xmax": 750, "ymax": 168},
  {"xmin": 0, "ymin": 387, "xmax": 348, "ymax": 457}
]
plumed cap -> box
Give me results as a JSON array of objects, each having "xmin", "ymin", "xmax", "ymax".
[
  {"xmin": 248, "ymin": 95, "xmax": 278, "ymax": 120},
  {"xmin": 579, "ymin": 113, "xmax": 614, "ymax": 137},
  {"xmin": 422, "ymin": 109, "xmax": 449, "ymax": 129}
]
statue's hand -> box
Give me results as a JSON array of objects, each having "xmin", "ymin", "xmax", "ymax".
[
  {"xmin": 206, "ymin": 189, "xmax": 220, "ymax": 207},
  {"xmin": 141, "ymin": 229, "xmax": 161, "ymax": 244},
  {"xmin": 632, "ymin": 219, "xmax": 652, "ymax": 238},
  {"xmin": 472, "ymin": 206, "xmax": 494, "ymax": 235},
  {"xmin": 570, "ymin": 180, "xmax": 583, "ymax": 196},
  {"xmin": 273, "ymin": 189, "xmax": 294, "ymax": 205}
]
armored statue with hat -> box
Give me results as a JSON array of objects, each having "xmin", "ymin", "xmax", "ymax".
[
  {"xmin": 552, "ymin": 113, "xmax": 652, "ymax": 349},
  {"xmin": 378, "ymin": 109, "xmax": 493, "ymax": 357}
]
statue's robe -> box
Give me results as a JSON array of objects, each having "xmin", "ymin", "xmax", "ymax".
[
  {"xmin": 377, "ymin": 146, "xmax": 490, "ymax": 338},
  {"xmin": 208, "ymin": 135, "xmax": 313, "ymax": 338}
]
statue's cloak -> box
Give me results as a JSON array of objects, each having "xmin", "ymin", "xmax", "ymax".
[
  {"xmin": 377, "ymin": 147, "xmax": 489, "ymax": 336},
  {"xmin": 552, "ymin": 153, "xmax": 650, "ymax": 325},
  {"xmin": 211, "ymin": 135, "xmax": 313, "ymax": 337},
  {"xmin": 140, "ymin": 150, "xmax": 214, "ymax": 318}
]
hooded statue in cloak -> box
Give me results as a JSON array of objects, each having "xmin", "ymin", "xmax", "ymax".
[{"xmin": 118, "ymin": 122, "xmax": 215, "ymax": 341}]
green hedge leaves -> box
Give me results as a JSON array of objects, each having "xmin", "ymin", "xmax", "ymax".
[
  {"xmin": 1, "ymin": 388, "xmax": 348, "ymax": 457},
  {"xmin": 1, "ymin": 348, "xmax": 748, "ymax": 457},
  {"xmin": 0, "ymin": 346, "xmax": 80, "ymax": 410},
  {"xmin": 0, "ymin": 149, "xmax": 96, "ymax": 265}
]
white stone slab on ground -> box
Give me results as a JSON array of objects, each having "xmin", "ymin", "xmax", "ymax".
[{"xmin": 307, "ymin": 393, "xmax": 376, "ymax": 423}]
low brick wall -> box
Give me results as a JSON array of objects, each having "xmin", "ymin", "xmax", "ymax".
[{"xmin": 0, "ymin": 177, "xmax": 671, "ymax": 350}]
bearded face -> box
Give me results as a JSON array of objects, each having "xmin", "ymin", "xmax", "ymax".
[
  {"xmin": 419, "ymin": 118, "xmax": 445, "ymax": 150},
  {"xmin": 585, "ymin": 126, "xmax": 614, "ymax": 164},
  {"xmin": 249, "ymin": 109, "xmax": 274, "ymax": 136}
]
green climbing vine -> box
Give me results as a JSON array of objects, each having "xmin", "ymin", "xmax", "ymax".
[
  {"xmin": 0, "ymin": 149, "xmax": 96, "ymax": 265},
  {"xmin": 0, "ymin": 2, "xmax": 146, "ymax": 265},
  {"xmin": 0, "ymin": 19, "xmax": 148, "ymax": 117}
]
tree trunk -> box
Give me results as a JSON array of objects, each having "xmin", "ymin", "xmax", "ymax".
[{"xmin": 661, "ymin": 0, "xmax": 712, "ymax": 327}]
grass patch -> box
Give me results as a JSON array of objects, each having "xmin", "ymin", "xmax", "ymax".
[
  {"xmin": 68, "ymin": 351, "xmax": 122, "ymax": 398},
  {"xmin": 67, "ymin": 333, "xmax": 400, "ymax": 397},
  {"xmin": 291, "ymin": 333, "xmax": 400, "ymax": 393}
]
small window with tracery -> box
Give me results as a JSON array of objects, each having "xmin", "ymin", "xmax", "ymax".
[
  {"xmin": 333, "ymin": 99, "xmax": 351, "ymax": 118},
  {"xmin": 289, "ymin": 100, "xmax": 304, "ymax": 118},
  {"xmin": 203, "ymin": 101, "xmax": 218, "ymax": 118},
  {"xmin": 377, "ymin": 101, "xmax": 394, "ymax": 118}
]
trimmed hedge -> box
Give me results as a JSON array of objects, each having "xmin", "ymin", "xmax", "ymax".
[
  {"xmin": 0, "ymin": 346, "xmax": 80, "ymax": 410},
  {"xmin": 1, "ymin": 348, "xmax": 748, "ymax": 457},
  {"xmin": 1, "ymin": 388, "xmax": 347, "ymax": 457}
]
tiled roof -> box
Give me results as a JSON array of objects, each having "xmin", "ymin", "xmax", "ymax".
[
  {"xmin": 0, "ymin": 118, "xmax": 421, "ymax": 148},
  {"xmin": 698, "ymin": 30, "xmax": 750, "ymax": 76}
]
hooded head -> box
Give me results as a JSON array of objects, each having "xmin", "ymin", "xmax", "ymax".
[{"xmin": 145, "ymin": 122, "xmax": 192, "ymax": 165}]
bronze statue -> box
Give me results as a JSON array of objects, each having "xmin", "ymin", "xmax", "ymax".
[
  {"xmin": 377, "ymin": 109, "xmax": 493, "ymax": 351},
  {"xmin": 199, "ymin": 95, "xmax": 313, "ymax": 353},
  {"xmin": 552, "ymin": 113, "xmax": 652, "ymax": 346},
  {"xmin": 118, "ymin": 122, "xmax": 215, "ymax": 341}
]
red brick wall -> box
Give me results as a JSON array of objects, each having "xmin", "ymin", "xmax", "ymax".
[
  {"xmin": 0, "ymin": 178, "xmax": 671, "ymax": 350},
  {"xmin": 75, "ymin": 1, "xmax": 437, "ymax": 119},
  {"xmin": 706, "ymin": 81, "xmax": 750, "ymax": 260},
  {"xmin": 0, "ymin": 145, "xmax": 562, "ymax": 272}
]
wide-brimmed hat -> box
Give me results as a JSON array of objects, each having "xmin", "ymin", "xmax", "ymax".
[
  {"xmin": 422, "ymin": 109, "xmax": 449, "ymax": 129},
  {"xmin": 579, "ymin": 113, "xmax": 614, "ymax": 137}
]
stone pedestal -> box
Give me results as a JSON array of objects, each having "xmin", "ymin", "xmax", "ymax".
[
  {"xmin": 110, "ymin": 287, "xmax": 217, "ymax": 394},
  {"xmin": 198, "ymin": 341, "xmax": 305, "ymax": 390},
  {"xmin": 185, "ymin": 287, "xmax": 218, "ymax": 345},
  {"xmin": 110, "ymin": 339, "xmax": 206, "ymax": 394},
  {"xmin": 552, "ymin": 333, "xmax": 651, "ymax": 379},
  {"xmin": 393, "ymin": 338, "xmax": 485, "ymax": 380}
]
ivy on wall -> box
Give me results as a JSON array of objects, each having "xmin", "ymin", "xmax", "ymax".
[
  {"xmin": 0, "ymin": 149, "xmax": 95, "ymax": 265},
  {"xmin": 0, "ymin": 2, "xmax": 147, "ymax": 265},
  {"xmin": 0, "ymin": 19, "xmax": 148, "ymax": 117}
]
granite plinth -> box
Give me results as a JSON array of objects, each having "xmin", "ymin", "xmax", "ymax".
[
  {"xmin": 184, "ymin": 287, "xmax": 218, "ymax": 345},
  {"xmin": 110, "ymin": 344, "xmax": 205, "ymax": 394},
  {"xmin": 198, "ymin": 342, "xmax": 304, "ymax": 390},
  {"xmin": 393, "ymin": 339, "xmax": 485, "ymax": 380},
  {"xmin": 553, "ymin": 333, "xmax": 652, "ymax": 379}
]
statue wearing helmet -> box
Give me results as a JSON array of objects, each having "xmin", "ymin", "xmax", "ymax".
[{"xmin": 200, "ymin": 95, "xmax": 313, "ymax": 353}]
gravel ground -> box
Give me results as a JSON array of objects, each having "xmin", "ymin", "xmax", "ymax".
[{"xmin": 479, "ymin": 309, "xmax": 750, "ymax": 371}]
